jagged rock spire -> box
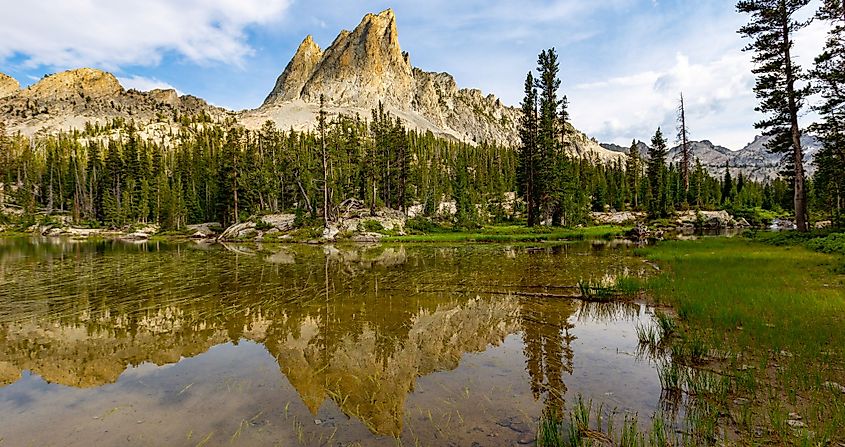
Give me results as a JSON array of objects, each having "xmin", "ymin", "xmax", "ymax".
[
  {"xmin": 263, "ymin": 35, "xmax": 323, "ymax": 105},
  {"xmin": 263, "ymin": 9, "xmax": 415, "ymax": 109}
]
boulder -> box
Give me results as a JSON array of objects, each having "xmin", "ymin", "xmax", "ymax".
[
  {"xmin": 322, "ymin": 225, "xmax": 341, "ymax": 241},
  {"xmin": 677, "ymin": 210, "xmax": 740, "ymax": 228},
  {"xmin": 260, "ymin": 214, "xmax": 296, "ymax": 231},
  {"xmin": 187, "ymin": 222, "xmax": 222, "ymax": 239},
  {"xmin": 121, "ymin": 232, "xmax": 150, "ymax": 241},
  {"xmin": 218, "ymin": 222, "xmax": 257, "ymax": 241},
  {"xmin": 218, "ymin": 214, "xmax": 296, "ymax": 241},
  {"xmin": 626, "ymin": 225, "xmax": 662, "ymax": 242},
  {"xmin": 770, "ymin": 218, "xmax": 796, "ymax": 231},
  {"xmin": 591, "ymin": 211, "xmax": 645, "ymax": 225},
  {"xmin": 815, "ymin": 220, "xmax": 832, "ymax": 230},
  {"xmin": 351, "ymin": 232, "xmax": 384, "ymax": 243}
]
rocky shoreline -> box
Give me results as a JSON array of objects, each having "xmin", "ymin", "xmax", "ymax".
[{"xmin": 1, "ymin": 207, "xmax": 770, "ymax": 245}]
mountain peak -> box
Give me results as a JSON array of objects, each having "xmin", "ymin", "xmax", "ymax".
[
  {"xmin": 294, "ymin": 8, "xmax": 411, "ymax": 108},
  {"xmin": 0, "ymin": 73, "xmax": 20, "ymax": 99},
  {"xmin": 22, "ymin": 68, "xmax": 123, "ymax": 100},
  {"xmin": 253, "ymin": 10, "xmax": 538, "ymax": 147}
]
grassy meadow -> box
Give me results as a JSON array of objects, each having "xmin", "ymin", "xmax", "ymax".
[{"xmin": 540, "ymin": 235, "xmax": 845, "ymax": 446}]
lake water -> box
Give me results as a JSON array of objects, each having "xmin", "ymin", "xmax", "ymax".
[{"xmin": 0, "ymin": 238, "xmax": 669, "ymax": 446}]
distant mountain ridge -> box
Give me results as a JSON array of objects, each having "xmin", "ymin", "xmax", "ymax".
[
  {"xmin": 601, "ymin": 135, "xmax": 823, "ymax": 181},
  {"xmin": 0, "ymin": 68, "xmax": 227, "ymax": 137}
]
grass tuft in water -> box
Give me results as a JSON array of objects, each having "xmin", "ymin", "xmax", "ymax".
[{"xmin": 537, "ymin": 394, "xmax": 685, "ymax": 446}]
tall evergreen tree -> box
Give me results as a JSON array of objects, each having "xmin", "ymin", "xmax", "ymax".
[
  {"xmin": 811, "ymin": 0, "xmax": 845, "ymax": 222},
  {"xmin": 737, "ymin": 0, "xmax": 813, "ymax": 231},
  {"xmin": 535, "ymin": 48, "xmax": 564, "ymax": 223},
  {"xmin": 625, "ymin": 140, "xmax": 641, "ymax": 210},
  {"xmin": 318, "ymin": 94, "xmax": 331, "ymax": 227},
  {"xmin": 723, "ymin": 162, "xmax": 735, "ymax": 204},
  {"xmin": 517, "ymin": 72, "xmax": 540, "ymax": 226},
  {"xmin": 647, "ymin": 128, "xmax": 669, "ymax": 218}
]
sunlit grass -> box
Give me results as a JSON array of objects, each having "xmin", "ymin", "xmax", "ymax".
[
  {"xmin": 542, "ymin": 237, "xmax": 845, "ymax": 445},
  {"xmin": 636, "ymin": 237, "xmax": 845, "ymax": 444}
]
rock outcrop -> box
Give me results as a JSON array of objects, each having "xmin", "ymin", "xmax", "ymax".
[
  {"xmin": 249, "ymin": 9, "xmax": 626, "ymax": 158},
  {"xmin": 0, "ymin": 10, "xmax": 624, "ymax": 161},
  {"xmin": 0, "ymin": 68, "xmax": 227, "ymax": 137},
  {"xmin": 263, "ymin": 10, "xmax": 415, "ymax": 110},
  {"xmin": 675, "ymin": 210, "xmax": 749, "ymax": 229},
  {"xmin": 20, "ymin": 68, "xmax": 123, "ymax": 101},
  {"xmin": 0, "ymin": 73, "xmax": 20, "ymax": 99}
]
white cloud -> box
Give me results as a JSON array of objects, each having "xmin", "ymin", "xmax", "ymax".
[
  {"xmin": 117, "ymin": 75, "xmax": 180, "ymax": 94},
  {"xmin": 567, "ymin": 2, "xmax": 828, "ymax": 150},
  {"xmin": 0, "ymin": 0, "xmax": 291, "ymax": 69},
  {"xmin": 570, "ymin": 52, "xmax": 757, "ymax": 149}
]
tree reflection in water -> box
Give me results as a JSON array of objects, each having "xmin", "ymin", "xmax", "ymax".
[{"xmin": 0, "ymin": 238, "xmax": 661, "ymax": 443}]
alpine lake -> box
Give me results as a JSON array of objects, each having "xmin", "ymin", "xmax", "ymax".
[{"xmin": 0, "ymin": 237, "xmax": 683, "ymax": 446}]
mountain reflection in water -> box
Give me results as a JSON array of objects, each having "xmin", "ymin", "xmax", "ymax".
[{"xmin": 0, "ymin": 239, "xmax": 662, "ymax": 446}]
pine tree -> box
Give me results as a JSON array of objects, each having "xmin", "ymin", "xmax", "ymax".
[
  {"xmin": 625, "ymin": 140, "xmax": 641, "ymax": 210},
  {"xmin": 647, "ymin": 128, "xmax": 669, "ymax": 218},
  {"xmin": 738, "ymin": 0, "xmax": 813, "ymax": 231},
  {"xmin": 723, "ymin": 162, "xmax": 735, "ymax": 204},
  {"xmin": 517, "ymin": 72, "xmax": 540, "ymax": 226},
  {"xmin": 318, "ymin": 94, "xmax": 330, "ymax": 227},
  {"xmin": 102, "ymin": 140, "xmax": 125, "ymax": 226},
  {"xmin": 535, "ymin": 48, "xmax": 564, "ymax": 224},
  {"xmin": 217, "ymin": 129, "xmax": 242, "ymax": 226},
  {"xmin": 811, "ymin": 0, "xmax": 845, "ymax": 222}
]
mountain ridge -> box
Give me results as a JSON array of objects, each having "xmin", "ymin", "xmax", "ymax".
[{"xmin": 600, "ymin": 135, "xmax": 822, "ymax": 181}]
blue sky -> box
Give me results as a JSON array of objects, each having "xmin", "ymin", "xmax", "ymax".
[{"xmin": 0, "ymin": 0, "xmax": 826, "ymax": 148}]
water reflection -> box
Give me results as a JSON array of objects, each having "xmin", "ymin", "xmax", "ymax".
[{"xmin": 0, "ymin": 238, "xmax": 660, "ymax": 445}]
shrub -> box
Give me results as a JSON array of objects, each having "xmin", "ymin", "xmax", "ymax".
[
  {"xmin": 805, "ymin": 233, "xmax": 845, "ymax": 255},
  {"xmin": 405, "ymin": 216, "xmax": 447, "ymax": 234},
  {"xmin": 360, "ymin": 219, "xmax": 385, "ymax": 233}
]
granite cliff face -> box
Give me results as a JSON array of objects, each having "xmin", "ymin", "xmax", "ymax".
[
  {"xmin": 248, "ymin": 9, "xmax": 626, "ymax": 159},
  {"xmin": 20, "ymin": 68, "xmax": 123, "ymax": 100},
  {"xmin": 252, "ymin": 9, "xmax": 522, "ymax": 146},
  {"xmin": 264, "ymin": 35, "xmax": 325, "ymax": 104}
]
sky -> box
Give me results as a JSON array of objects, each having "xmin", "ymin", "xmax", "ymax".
[{"xmin": 0, "ymin": 0, "xmax": 828, "ymax": 149}]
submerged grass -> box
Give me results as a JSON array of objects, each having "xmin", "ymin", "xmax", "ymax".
[
  {"xmin": 537, "ymin": 395, "xmax": 683, "ymax": 447},
  {"xmin": 383, "ymin": 225, "xmax": 630, "ymax": 243}
]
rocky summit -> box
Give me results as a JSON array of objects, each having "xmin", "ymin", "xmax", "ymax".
[
  {"xmin": 246, "ymin": 9, "xmax": 620, "ymax": 159},
  {"xmin": 249, "ymin": 9, "xmax": 520, "ymax": 146},
  {"xmin": 0, "ymin": 9, "xmax": 622, "ymax": 162}
]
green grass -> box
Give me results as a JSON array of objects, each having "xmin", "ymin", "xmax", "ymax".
[
  {"xmin": 634, "ymin": 237, "xmax": 845, "ymax": 444},
  {"xmin": 541, "ymin": 236, "xmax": 844, "ymax": 445},
  {"xmin": 383, "ymin": 225, "xmax": 630, "ymax": 243}
]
